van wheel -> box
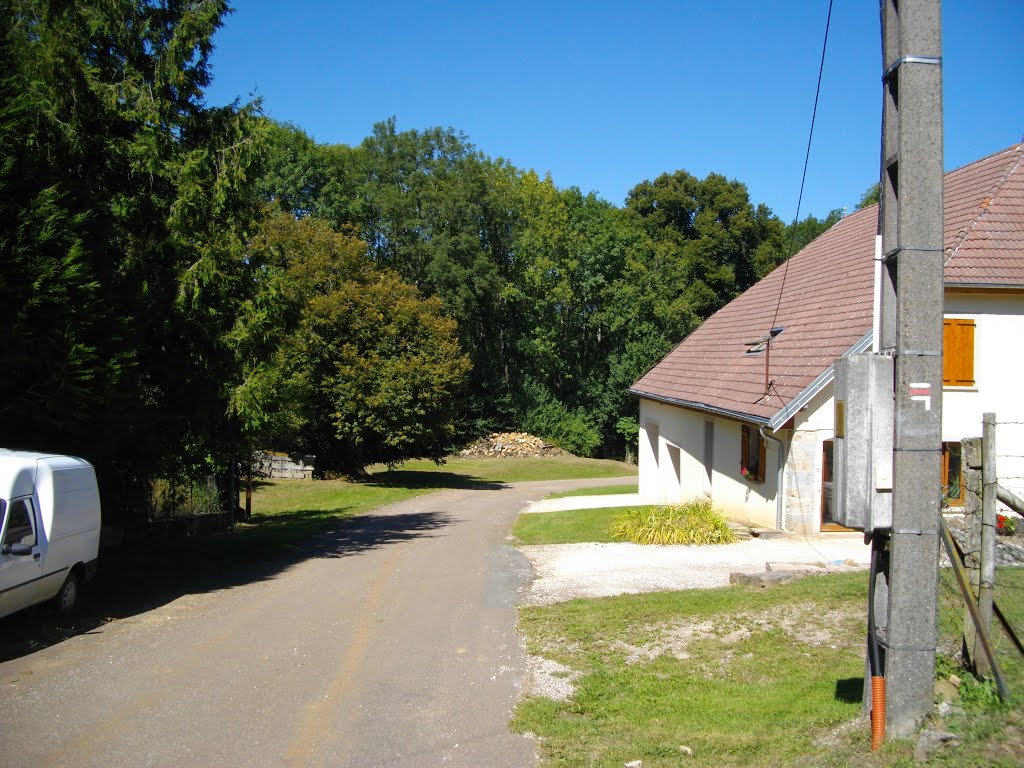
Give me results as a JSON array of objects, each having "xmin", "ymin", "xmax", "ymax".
[{"xmin": 54, "ymin": 571, "xmax": 79, "ymax": 615}]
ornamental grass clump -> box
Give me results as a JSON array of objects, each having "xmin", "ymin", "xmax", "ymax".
[{"xmin": 609, "ymin": 498, "xmax": 736, "ymax": 545}]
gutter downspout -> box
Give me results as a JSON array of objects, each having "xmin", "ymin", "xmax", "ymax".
[
  {"xmin": 760, "ymin": 425, "xmax": 786, "ymax": 531},
  {"xmin": 872, "ymin": 234, "xmax": 883, "ymax": 353}
]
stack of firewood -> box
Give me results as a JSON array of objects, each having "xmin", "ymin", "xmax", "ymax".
[{"xmin": 459, "ymin": 432, "xmax": 564, "ymax": 458}]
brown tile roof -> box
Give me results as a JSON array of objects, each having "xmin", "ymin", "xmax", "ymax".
[
  {"xmin": 631, "ymin": 144, "xmax": 1024, "ymax": 425},
  {"xmin": 944, "ymin": 144, "xmax": 1024, "ymax": 285}
]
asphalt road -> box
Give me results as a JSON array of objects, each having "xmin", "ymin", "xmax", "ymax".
[{"xmin": 0, "ymin": 477, "xmax": 624, "ymax": 768}]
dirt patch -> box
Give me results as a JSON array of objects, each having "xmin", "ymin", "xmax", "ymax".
[
  {"xmin": 526, "ymin": 655, "xmax": 581, "ymax": 701},
  {"xmin": 608, "ymin": 621, "xmax": 715, "ymax": 665}
]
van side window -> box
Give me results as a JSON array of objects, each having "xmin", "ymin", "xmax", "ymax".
[{"xmin": 2, "ymin": 498, "xmax": 36, "ymax": 547}]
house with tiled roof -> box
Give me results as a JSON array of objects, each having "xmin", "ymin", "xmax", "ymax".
[{"xmin": 629, "ymin": 144, "xmax": 1024, "ymax": 533}]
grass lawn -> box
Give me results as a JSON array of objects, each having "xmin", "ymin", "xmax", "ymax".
[
  {"xmin": 513, "ymin": 507, "xmax": 626, "ymax": 545},
  {"xmin": 368, "ymin": 456, "xmax": 635, "ymax": 486},
  {"xmin": 544, "ymin": 483, "xmax": 638, "ymax": 499},
  {"xmin": 513, "ymin": 502, "xmax": 734, "ymax": 546},
  {"xmin": 513, "ymin": 572, "xmax": 1023, "ymax": 768}
]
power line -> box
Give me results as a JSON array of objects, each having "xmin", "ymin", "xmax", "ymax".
[{"xmin": 769, "ymin": 0, "xmax": 835, "ymax": 333}]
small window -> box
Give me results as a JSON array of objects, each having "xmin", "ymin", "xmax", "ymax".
[
  {"xmin": 943, "ymin": 319, "xmax": 975, "ymax": 387},
  {"xmin": 740, "ymin": 424, "xmax": 766, "ymax": 483},
  {"xmin": 2, "ymin": 498, "xmax": 37, "ymax": 548},
  {"xmin": 942, "ymin": 442, "xmax": 964, "ymax": 506}
]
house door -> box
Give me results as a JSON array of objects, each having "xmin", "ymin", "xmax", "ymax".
[
  {"xmin": 820, "ymin": 440, "xmax": 838, "ymax": 530},
  {"xmin": 820, "ymin": 440, "xmax": 853, "ymax": 531}
]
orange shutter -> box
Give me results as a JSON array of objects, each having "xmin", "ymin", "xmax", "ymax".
[
  {"xmin": 740, "ymin": 425, "xmax": 750, "ymax": 477},
  {"xmin": 943, "ymin": 318, "xmax": 975, "ymax": 387}
]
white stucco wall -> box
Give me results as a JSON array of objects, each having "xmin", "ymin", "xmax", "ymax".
[
  {"xmin": 638, "ymin": 400, "xmax": 778, "ymax": 530},
  {"xmin": 943, "ymin": 293, "xmax": 1024, "ymax": 495},
  {"xmin": 638, "ymin": 401, "xmax": 704, "ymax": 504}
]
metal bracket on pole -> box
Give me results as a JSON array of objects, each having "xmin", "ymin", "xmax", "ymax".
[{"xmin": 883, "ymin": 55, "xmax": 942, "ymax": 80}]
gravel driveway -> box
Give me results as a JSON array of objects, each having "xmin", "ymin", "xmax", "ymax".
[{"xmin": 519, "ymin": 535, "xmax": 871, "ymax": 605}]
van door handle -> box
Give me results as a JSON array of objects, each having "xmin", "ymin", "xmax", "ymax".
[{"xmin": 33, "ymin": 553, "xmax": 40, "ymax": 561}]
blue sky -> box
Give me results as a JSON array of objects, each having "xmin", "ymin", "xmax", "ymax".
[{"xmin": 204, "ymin": 1, "xmax": 1023, "ymax": 222}]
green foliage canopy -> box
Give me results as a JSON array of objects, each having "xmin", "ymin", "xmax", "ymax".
[
  {"xmin": 0, "ymin": 0, "xmax": 265, "ymax": 504},
  {"xmin": 256, "ymin": 120, "xmax": 838, "ymax": 459},
  {"xmin": 229, "ymin": 214, "xmax": 471, "ymax": 473}
]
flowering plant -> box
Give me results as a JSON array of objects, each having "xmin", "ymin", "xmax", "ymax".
[{"xmin": 740, "ymin": 466, "xmax": 750, "ymax": 478}]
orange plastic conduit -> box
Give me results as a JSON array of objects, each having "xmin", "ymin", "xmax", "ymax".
[{"xmin": 870, "ymin": 675, "xmax": 886, "ymax": 750}]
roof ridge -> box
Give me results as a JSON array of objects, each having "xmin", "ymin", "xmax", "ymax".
[
  {"xmin": 945, "ymin": 144, "xmax": 1024, "ymax": 262},
  {"xmin": 948, "ymin": 142, "xmax": 1024, "ymax": 175}
]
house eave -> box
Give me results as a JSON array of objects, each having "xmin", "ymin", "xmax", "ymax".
[
  {"xmin": 944, "ymin": 282, "xmax": 1024, "ymax": 294},
  {"xmin": 765, "ymin": 331, "xmax": 874, "ymax": 431},
  {"xmin": 628, "ymin": 390, "xmax": 771, "ymax": 426}
]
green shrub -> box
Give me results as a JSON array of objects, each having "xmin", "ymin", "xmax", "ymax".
[
  {"xmin": 523, "ymin": 396, "xmax": 602, "ymax": 457},
  {"xmin": 609, "ymin": 498, "xmax": 736, "ymax": 545}
]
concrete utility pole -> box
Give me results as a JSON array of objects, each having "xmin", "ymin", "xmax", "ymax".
[{"xmin": 876, "ymin": 0, "xmax": 944, "ymax": 738}]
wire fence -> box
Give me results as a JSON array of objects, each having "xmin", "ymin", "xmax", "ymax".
[
  {"xmin": 144, "ymin": 474, "xmax": 224, "ymax": 520},
  {"xmin": 936, "ymin": 520, "xmax": 1024, "ymax": 699}
]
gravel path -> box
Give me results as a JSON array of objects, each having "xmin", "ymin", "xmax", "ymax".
[{"xmin": 519, "ymin": 535, "xmax": 871, "ymax": 604}]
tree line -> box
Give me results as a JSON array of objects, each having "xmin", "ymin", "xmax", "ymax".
[{"xmin": 0, "ymin": 1, "xmax": 842, "ymax": 519}]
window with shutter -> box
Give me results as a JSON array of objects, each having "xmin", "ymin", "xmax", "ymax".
[
  {"xmin": 941, "ymin": 442, "xmax": 964, "ymax": 505},
  {"xmin": 943, "ymin": 318, "xmax": 975, "ymax": 387},
  {"xmin": 740, "ymin": 424, "xmax": 765, "ymax": 483}
]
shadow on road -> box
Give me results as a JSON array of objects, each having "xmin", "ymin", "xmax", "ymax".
[
  {"xmin": 366, "ymin": 469, "xmax": 507, "ymax": 491},
  {"xmin": 0, "ymin": 508, "xmax": 454, "ymax": 663},
  {"xmin": 297, "ymin": 509, "xmax": 455, "ymax": 559}
]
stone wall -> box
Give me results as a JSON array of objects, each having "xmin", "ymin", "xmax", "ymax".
[
  {"xmin": 255, "ymin": 452, "xmax": 315, "ymax": 480},
  {"xmin": 784, "ymin": 428, "xmax": 825, "ymax": 533}
]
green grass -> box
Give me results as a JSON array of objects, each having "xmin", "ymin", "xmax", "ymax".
[
  {"xmin": 514, "ymin": 573, "xmax": 870, "ymax": 767},
  {"xmin": 513, "ymin": 499, "xmax": 736, "ymax": 546},
  {"xmin": 513, "ymin": 507, "xmax": 626, "ymax": 545},
  {"xmin": 369, "ymin": 455, "xmax": 635, "ymax": 485},
  {"xmin": 514, "ymin": 572, "xmax": 1024, "ymax": 767},
  {"xmin": 994, "ymin": 567, "xmax": 1024, "ymax": 690},
  {"xmin": 544, "ymin": 483, "xmax": 638, "ymax": 499},
  {"xmin": 244, "ymin": 477, "xmax": 426, "ymax": 516}
]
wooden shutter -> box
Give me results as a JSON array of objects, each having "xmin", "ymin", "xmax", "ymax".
[
  {"xmin": 943, "ymin": 318, "xmax": 975, "ymax": 387},
  {"xmin": 741, "ymin": 425, "xmax": 750, "ymax": 478},
  {"xmin": 740, "ymin": 424, "xmax": 765, "ymax": 483}
]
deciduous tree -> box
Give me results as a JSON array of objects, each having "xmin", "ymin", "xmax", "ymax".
[{"xmin": 230, "ymin": 214, "xmax": 470, "ymax": 473}]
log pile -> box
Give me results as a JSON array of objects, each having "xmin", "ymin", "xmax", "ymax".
[{"xmin": 459, "ymin": 432, "xmax": 564, "ymax": 458}]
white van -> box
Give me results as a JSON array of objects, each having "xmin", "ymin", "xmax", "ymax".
[{"xmin": 0, "ymin": 450, "xmax": 101, "ymax": 619}]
